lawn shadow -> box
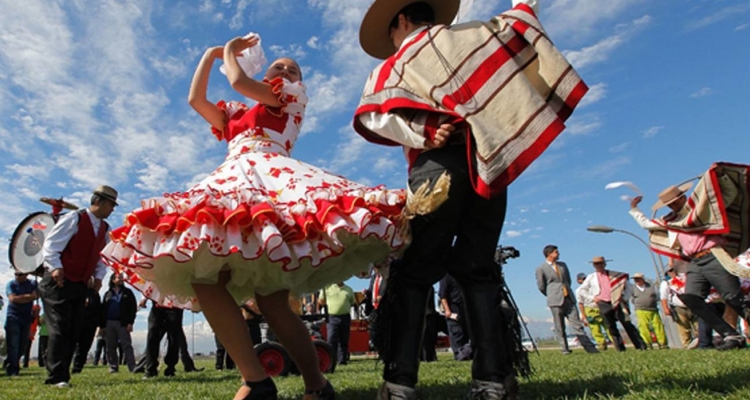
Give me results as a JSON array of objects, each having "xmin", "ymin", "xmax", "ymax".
[
  {"xmin": 522, "ymin": 372, "xmax": 629, "ymax": 399},
  {"xmin": 521, "ymin": 365, "xmax": 750, "ymax": 399}
]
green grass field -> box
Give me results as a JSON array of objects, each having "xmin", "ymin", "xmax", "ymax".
[{"xmin": 1, "ymin": 349, "xmax": 748, "ymax": 399}]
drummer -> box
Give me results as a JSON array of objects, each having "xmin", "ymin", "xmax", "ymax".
[{"xmin": 40, "ymin": 185, "xmax": 117, "ymax": 388}]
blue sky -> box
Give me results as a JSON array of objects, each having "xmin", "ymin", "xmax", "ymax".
[{"xmin": 1, "ymin": 0, "xmax": 748, "ymax": 353}]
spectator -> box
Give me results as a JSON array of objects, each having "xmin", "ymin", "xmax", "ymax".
[
  {"xmin": 421, "ymin": 287, "xmax": 438, "ymax": 362},
  {"xmin": 38, "ymin": 312, "xmax": 49, "ymax": 367},
  {"xmin": 214, "ymin": 334, "xmax": 235, "ymax": 370},
  {"xmin": 319, "ymin": 282, "xmax": 355, "ymax": 365},
  {"xmin": 101, "ymin": 272, "xmax": 137, "ymax": 373},
  {"xmin": 576, "ymin": 273, "xmax": 610, "ymax": 351},
  {"xmin": 536, "ymin": 245, "xmax": 598, "ymax": 354},
  {"xmin": 22, "ymin": 303, "xmax": 41, "ymax": 368},
  {"xmin": 72, "ymin": 285, "xmax": 102, "ymax": 373},
  {"xmin": 92, "ymin": 328, "xmax": 107, "ymax": 366},
  {"xmin": 660, "ymin": 265, "xmax": 699, "ymax": 349},
  {"xmin": 578, "ymin": 257, "xmax": 647, "ymax": 351},
  {"xmin": 631, "ymin": 273, "xmax": 668, "ymax": 349},
  {"xmin": 4, "ymin": 271, "xmax": 38, "ymax": 376},
  {"xmin": 438, "ymin": 274, "xmax": 471, "ymax": 360}
]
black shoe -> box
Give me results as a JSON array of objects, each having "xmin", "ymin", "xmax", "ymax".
[
  {"xmin": 164, "ymin": 368, "xmax": 176, "ymax": 377},
  {"xmin": 377, "ymin": 382, "xmax": 420, "ymax": 400},
  {"xmin": 469, "ymin": 379, "xmax": 517, "ymax": 400},
  {"xmin": 305, "ymin": 380, "xmax": 335, "ymax": 400},
  {"xmin": 132, "ymin": 366, "xmax": 145, "ymax": 374},
  {"xmin": 717, "ymin": 335, "xmax": 746, "ymax": 351},
  {"xmin": 185, "ymin": 367, "xmax": 205, "ymax": 373},
  {"xmin": 71, "ymin": 368, "xmax": 82, "ymax": 374},
  {"xmin": 142, "ymin": 374, "xmax": 157, "ymax": 380},
  {"xmin": 243, "ymin": 378, "xmax": 278, "ymax": 400}
]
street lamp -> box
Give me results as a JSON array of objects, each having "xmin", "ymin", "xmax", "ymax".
[{"xmin": 586, "ymin": 225, "xmax": 663, "ymax": 284}]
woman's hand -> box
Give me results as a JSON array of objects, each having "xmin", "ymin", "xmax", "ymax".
[{"xmin": 225, "ymin": 35, "xmax": 259, "ymax": 56}]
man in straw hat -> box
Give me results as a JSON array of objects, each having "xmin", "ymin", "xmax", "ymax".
[
  {"xmin": 577, "ymin": 257, "xmax": 646, "ymax": 351},
  {"xmin": 629, "ymin": 170, "xmax": 750, "ymax": 351},
  {"xmin": 41, "ymin": 185, "xmax": 118, "ymax": 387},
  {"xmin": 352, "ymin": 0, "xmax": 589, "ymax": 398}
]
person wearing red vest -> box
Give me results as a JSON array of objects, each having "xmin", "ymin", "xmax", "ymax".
[{"xmin": 41, "ymin": 185, "xmax": 117, "ymax": 387}]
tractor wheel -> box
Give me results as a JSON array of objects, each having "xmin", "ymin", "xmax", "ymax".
[
  {"xmin": 313, "ymin": 339, "xmax": 337, "ymax": 373},
  {"xmin": 255, "ymin": 341, "xmax": 291, "ymax": 377}
]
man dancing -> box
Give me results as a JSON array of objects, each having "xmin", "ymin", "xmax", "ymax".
[
  {"xmin": 354, "ymin": 0, "xmax": 585, "ymax": 398},
  {"xmin": 629, "ymin": 164, "xmax": 750, "ymax": 350}
]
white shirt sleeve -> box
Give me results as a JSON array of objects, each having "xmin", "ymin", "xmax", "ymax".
[
  {"xmin": 512, "ymin": 0, "xmax": 540, "ymax": 14},
  {"xmin": 628, "ymin": 207, "xmax": 663, "ymax": 230},
  {"xmin": 358, "ymin": 112, "xmax": 428, "ymax": 149},
  {"xmin": 94, "ymin": 230, "xmax": 111, "ymax": 281},
  {"xmin": 42, "ymin": 211, "xmax": 80, "ymax": 270}
]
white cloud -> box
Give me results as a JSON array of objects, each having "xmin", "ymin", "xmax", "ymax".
[
  {"xmin": 578, "ymin": 83, "xmax": 607, "ymax": 108},
  {"xmin": 642, "ymin": 126, "xmax": 664, "ymax": 139},
  {"xmin": 307, "ymin": 36, "xmax": 320, "ymax": 49},
  {"xmin": 690, "ymin": 87, "xmax": 712, "ymax": 98},
  {"xmin": 269, "ymin": 44, "xmax": 307, "ymax": 60},
  {"xmin": 506, "ymin": 230, "xmax": 523, "ymax": 238},
  {"xmin": 566, "ymin": 113, "xmax": 602, "ymax": 135},
  {"xmin": 685, "ymin": 4, "xmax": 750, "ymax": 32},
  {"xmin": 563, "ymin": 15, "xmax": 651, "ymax": 69},
  {"xmin": 544, "ymin": 0, "xmax": 649, "ymax": 39},
  {"xmin": 736, "ymin": 23, "xmax": 749, "ymax": 31},
  {"xmin": 609, "ymin": 142, "xmax": 631, "ymax": 153}
]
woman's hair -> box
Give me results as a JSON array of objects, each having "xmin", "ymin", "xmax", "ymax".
[
  {"xmin": 109, "ymin": 272, "xmax": 123, "ymax": 288},
  {"xmin": 389, "ymin": 1, "xmax": 436, "ymax": 30}
]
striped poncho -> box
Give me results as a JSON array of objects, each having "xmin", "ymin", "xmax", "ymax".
[{"xmin": 354, "ymin": 3, "xmax": 587, "ymax": 198}]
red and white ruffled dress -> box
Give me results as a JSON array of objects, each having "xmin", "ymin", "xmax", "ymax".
[{"xmin": 101, "ymin": 78, "xmax": 406, "ymax": 309}]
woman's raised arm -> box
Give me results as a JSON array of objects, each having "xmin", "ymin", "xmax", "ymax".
[{"xmin": 188, "ymin": 46, "xmax": 227, "ymax": 132}]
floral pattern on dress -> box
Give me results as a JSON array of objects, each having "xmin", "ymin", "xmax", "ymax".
[{"xmin": 102, "ymin": 78, "xmax": 406, "ymax": 310}]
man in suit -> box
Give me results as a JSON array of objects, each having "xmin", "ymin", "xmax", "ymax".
[{"xmin": 535, "ymin": 245, "xmax": 598, "ymax": 354}]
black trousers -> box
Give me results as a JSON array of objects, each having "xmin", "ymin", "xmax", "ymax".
[
  {"xmin": 173, "ymin": 314, "xmax": 197, "ymax": 371},
  {"xmin": 327, "ymin": 314, "xmax": 351, "ymax": 364},
  {"xmin": 680, "ymin": 253, "xmax": 750, "ymax": 337},
  {"xmin": 38, "ymin": 336, "xmax": 49, "ymax": 367},
  {"xmin": 72, "ymin": 321, "xmax": 99, "ymax": 371},
  {"xmin": 380, "ymin": 145, "xmax": 509, "ymax": 387},
  {"xmin": 597, "ymin": 301, "xmax": 646, "ymax": 351},
  {"xmin": 93, "ymin": 336, "xmax": 106, "ymax": 365},
  {"xmin": 420, "ymin": 314, "xmax": 438, "ymax": 362},
  {"xmin": 39, "ymin": 273, "xmax": 87, "ymax": 384},
  {"xmin": 215, "ymin": 334, "xmax": 235, "ymax": 369},
  {"xmin": 145, "ymin": 307, "xmax": 182, "ymax": 375}
]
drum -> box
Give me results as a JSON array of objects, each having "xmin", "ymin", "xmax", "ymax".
[{"xmin": 8, "ymin": 211, "xmax": 56, "ymax": 274}]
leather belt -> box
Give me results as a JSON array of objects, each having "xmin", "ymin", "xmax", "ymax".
[{"xmin": 690, "ymin": 248, "xmax": 713, "ymax": 260}]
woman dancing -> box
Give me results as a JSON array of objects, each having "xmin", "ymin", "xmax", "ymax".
[{"xmin": 102, "ymin": 35, "xmax": 405, "ymax": 400}]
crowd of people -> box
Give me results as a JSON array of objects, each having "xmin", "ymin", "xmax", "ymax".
[{"xmin": 2, "ymin": 1, "xmax": 748, "ymax": 400}]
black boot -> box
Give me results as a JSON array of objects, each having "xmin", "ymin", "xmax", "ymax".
[{"xmin": 461, "ymin": 283, "xmax": 518, "ymax": 385}]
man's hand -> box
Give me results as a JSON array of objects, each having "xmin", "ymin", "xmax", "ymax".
[
  {"xmin": 630, "ymin": 195, "xmax": 643, "ymax": 209},
  {"xmin": 93, "ymin": 279, "xmax": 102, "ymax": 292},
  {"xmin": 664, "ymin": 308, "xmax": 672, "ymax": 317},
  {"xmin": 51, "ymin": 268, "xmax": 65, "ymax": 288},
  {"xmin": 127, "ymin": 324, "xmax": 133, "ymax": 333},
  {"xmin": 425, "ymin": 124, "xmax": 456, "ymax": 149}
]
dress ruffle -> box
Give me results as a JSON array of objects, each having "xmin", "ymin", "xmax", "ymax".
[{"xmin": 102, "ymin": 156, "xmax": 405, "ymax": 310}]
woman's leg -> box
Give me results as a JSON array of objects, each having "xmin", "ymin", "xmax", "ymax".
[
  {"xmin": 193, "ymin": 271, "xmax": 268, "ymax": 399},
  {"xmin": 256, "ymin": 290, "xmax": 327, "ymax": 392}
]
